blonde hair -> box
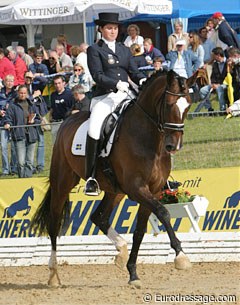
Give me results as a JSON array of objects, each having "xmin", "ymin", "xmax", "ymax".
[
  {"xmin": 130, "ymin": 43, "xmax": 142, "ymax": 55},
  {"xmin": 73, "ymin": 63, "xmax": 84, "ymax": 73},
  {"xmin": 70, "ymin": 45, "xmax": 81, "ymax": 57},
  {"xmin": 189, "ymin": 32, "xmax": 201, "ymax": 52},
  {"xmin": 144, "ymin": 38, "xmax": 153, "ymax": 45},
  {"xmin": 127, "ymin": 24, "xmax": 140, "ymax": 35}
]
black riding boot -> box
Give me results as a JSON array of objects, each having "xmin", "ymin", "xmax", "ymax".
[{"xmin": 84, "ymin": 135, "xmax": 100, "ymax": 196}]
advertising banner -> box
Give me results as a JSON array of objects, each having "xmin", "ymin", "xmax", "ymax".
[{"xmin": 0, "ymin": 167, "xmax": 239, "ymax": 238}]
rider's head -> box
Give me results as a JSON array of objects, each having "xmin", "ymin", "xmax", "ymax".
[{"xmin": 95, "ymin": 12, "xmax": 121, "ymax": 42}]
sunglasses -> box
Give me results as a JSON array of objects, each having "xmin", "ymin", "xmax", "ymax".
[
  {"xmin": 74, "ymin": 69, "xmax": 82, "ymax": 72},
  {"xmin": 49, "ymin": 57, "xmax": 55, "ymax": 60},
  {"xmin": 189, "ymin": 36, "xmax": 193, "ymax": 38}
]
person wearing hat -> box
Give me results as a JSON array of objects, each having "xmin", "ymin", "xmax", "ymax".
[
  {"xmin": 85, "ymin": 12, "xmax": 146, "ymax": 195},
  {"xmin": 212, "ymin": 12, "xmax": 240, "ymax": 49},
  {"xmin": 166, "ymin": 38, "xmax": 201, "ymax": 79}
]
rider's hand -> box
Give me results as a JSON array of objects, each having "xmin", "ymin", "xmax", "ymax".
[{"xmin": 116, "ymin": 80, "xmax": 129, "ymax": 93}]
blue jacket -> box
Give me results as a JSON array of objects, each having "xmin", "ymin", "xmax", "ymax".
[
  {"xmin": 4, "ymin": 98, "xmax": 40, "ymax": 142},
  {"xmin": 0, "ymin": 87, "xmax": 17, "ymax": 126},
  {"xmin": 166, "ymin": 50, "xmax": 201, "ymax": 78},
  {"xmin": 144, "ymin": 47, "xmax": 165, "ymax": 62},
  {"xmin": 218, "ymin": 20, "xmax": 240, "ymax": 48},
  {"xmin": 29, "ymin": 62, "xmax": 49, "ymax": 75},
  {"xmin": 87, "ymin": 39, "xmax": 145, "ymax": 96}
]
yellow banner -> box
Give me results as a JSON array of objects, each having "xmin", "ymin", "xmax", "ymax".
[{"xmin": 0, "ymin": 167, "xmax": 239, "ymax": 238}]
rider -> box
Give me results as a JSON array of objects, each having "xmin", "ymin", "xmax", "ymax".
[{"xmin": 85, "ymin": 12, "xmax": 146, "ymax": 196}]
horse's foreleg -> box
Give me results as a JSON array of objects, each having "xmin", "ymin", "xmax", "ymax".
[
  {"xmin": 127, "ymin": 204, "xmax": 151, "ymax": 288},
  {"xmin": 90, "ymin": 192, "xmax": 128, "ymax": 269}
]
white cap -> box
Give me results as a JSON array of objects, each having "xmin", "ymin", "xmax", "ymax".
[{"xmin": 176, "ymin": 39, "xmax": 186, "ymax": 46}]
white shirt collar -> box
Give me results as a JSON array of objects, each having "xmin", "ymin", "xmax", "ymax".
[{"xmin": 102, "ymin": 38, "xmax": 116, "ymax": 52}]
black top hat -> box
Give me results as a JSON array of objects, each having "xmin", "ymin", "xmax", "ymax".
[{"xmin": 94, "ymin": 12, "xmax": 121, "ymax": 26}]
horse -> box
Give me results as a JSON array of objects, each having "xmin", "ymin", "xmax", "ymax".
[
  {"xmin": 3, "ymin": 187, "xmax": 34, "ymax": 218},
  {"xmin": 31, "ymin": 70, "xmax": 197, "ymax": 287}
]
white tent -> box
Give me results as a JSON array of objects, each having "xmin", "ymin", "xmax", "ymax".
[{"xmin": 0, "ymin": 0, "xmax": 172, "ymax": 46}]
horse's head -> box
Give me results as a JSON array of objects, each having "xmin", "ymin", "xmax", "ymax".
[{"xmin": 162, "ymin": 70, "xmax": 192, "ymax": 153}]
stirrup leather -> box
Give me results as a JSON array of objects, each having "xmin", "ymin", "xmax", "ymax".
[{"xmin": 84, "ymin": 177, "xmax": 101, "ymax": 196}]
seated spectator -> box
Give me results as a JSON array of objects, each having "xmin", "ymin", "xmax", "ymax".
[
  {"xmin": 130, "ymin": 43, "xmax": 147, "ymax": 68},
  {"xmin": 166, "ymin": 39, "xmax": 200, "ymax": 78},
  {"xmin": 76, "ymin": 43, "xmax": 92, "ymax": 79},
  {"xmin": 29, "ymin": 51, "xmax": 49, "ymax": 77},
  {"xmin": 188, "ymin": 31, "xmax": 205, "ymax": 68},
  {"xmin": 0, "ymin": 74, "xmax": 18, "ymax": 176},
  {"xmin": 68, "ymin": 63, "xmax": 93, "ymax": 96},
  {"xmin": 57, "ymin": 33, "xmax": 72, "ymax": 56},
  {"xmin": 0, "ymin": 48, "xmax": 17, "ymax": 86},
  {"xmin": 4, "ymin": 85, "xmax": 40, "ymax": 178},
  {"xmin": 168, "ymin": 20, "xmax": 189, "ymax": 52},
  {"xmin": 143, "ymin": 38, "xmax": 165, "ymax": 65},
  {"xmin": 27, "ymin": 47, "xmax": 37, "ymax": 60},
  {"xmin": 70, "ymin": 45, "xmax": 81, "ymax": 65},
  {"xmin": 153, "ymin": 57, "xmax": 167, "ymax": 73},
  {"xmin": 49, "ymin": 75, "xmax": 74, "ymax": 143},
  {"xmin": 43, "ymin": 50, "xmax": 62, "ymax": 74},
  {"xmin": 227, "ymin": 47, "xmax": 240, "ymax": 101},
  {"xmin": 70, "ymin": 84, "xmax": 91, "ymax": 114},
  {"xmin": 6, "ymin": 46, "xmax": 27, "ymax": 85},
  {"xmin": 16, "ymin": 46, "xmax": 34, "ymax": 68},
  {"xmin": 56, "ymin": 44, "xmax": 73, "ymax": 70},
  {"xmin": 24, "ymin": 71, "xmax": 48, "ymax": 173},
  {"xmin": 124, "ymin": 24, "xmax": 144, "ymax": 53},
  {"xmin": 199, "ymin": 47, "xmax": 228, "ymax": 112}
]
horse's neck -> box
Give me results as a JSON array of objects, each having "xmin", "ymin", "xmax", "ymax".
[{"xmin": 22, "ymin": 190, "xmax": 31, "ymax": 200}]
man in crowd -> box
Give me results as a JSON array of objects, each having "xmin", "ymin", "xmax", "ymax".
[
  {"xmin": 6, "ymin": 46, "xmax": 27, "ymax": 85},
  {"xmin": 0, "ymin": 48, "xmax": 17, "ymax": 86},
  {"xmin": 55, "ymin": 44, "xmax": 73, "ymax": 70},
  {"xmin": 16, "ymin": 46, "xmax": 34, "ymax": 68}
]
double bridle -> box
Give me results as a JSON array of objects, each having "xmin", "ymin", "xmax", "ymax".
[{"xmin": 134, "ymin": 87, "xmax": 189, "ymax": 133}]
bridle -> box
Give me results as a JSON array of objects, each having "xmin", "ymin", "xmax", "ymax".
[{"xmin": 134, "ymin": 81, "xmax": 189, "ymax": 133}]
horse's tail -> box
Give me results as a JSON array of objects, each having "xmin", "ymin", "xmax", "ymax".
[{"xmin": 30, "ymin": 186, "xmax": 70, "ymax": 236}]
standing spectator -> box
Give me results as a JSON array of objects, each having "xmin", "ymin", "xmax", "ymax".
[
  {"xmin": 168, "ymin": 20, "xmax": 189, "ymax": 52},
  {"xmin": 188, "ymin": 31, "xmax": 205, "ymax": 68},
  {"xmin": 130, "ymin": 43, "xmax": 147, "ymax": 68},
  {"xmin": 0, "ymin": 48, "xmax": 17, "ymax": 86},
  {"xmin": 0, "ymin": 74, "xmax": 18, "ymax": 176},
  {"xmin": 70, "ymin": 84, "xmax": 91, "ymax": 114},
  {"xmin": 199, "ymin": 47, "xmax": 228, "ymax": 111},
  {"xmin": 68, "ymin": 63, "xmax": 93, "ymax": 95},
  {"xmin": 166, "ymin": 39, "xmax": 201, "ymax": 78},
  {"xmin": 76, "ymin": 43, "xmax": 92, "ymax": 78},
  {"xmin": 70, "ymin": 45, "xmax": 81, "ymax": 65},
  {"xmin": 124, "ymin": 24, "xmax": 144, "ymax": 53},
  {"xmin": 6, "ymin": 46, "xmax": 27, "ymax": 85},
  {"xmin": 212, "ymin": 12, "xmax": 240, "ymax": 49},
  {"xmin": 199, "ymin": 27, "xmax": 215, "ymax": 64},
  {"xmin": 206, "ymin": 18, "xmax": 215, "ymax": 41},
  {"xmin": 43, "ymin": 50, "xmax": 61, "ymax": 74},
  {"xmin": 4, "ymin": 85, "xmax": 40, "ymax": 178},
  {"xmin": 29, "ymin": 51, "xmax": 49, "ymax": 77},
  {"xmin": 143, "ymin": 38, "xmax": 165, "ymax": 65},
  {"xmin": 49, "ymin": 75, "xmax": 74, "ymax": 143},
  {"xmin": 24, "ymin": 71, "xmax": 48, "ymax": 173},
  {"xmin": 57, "ymin": 34, "xmax": 72, "ymax": 56},
  {"xmin": 16, "ymin": 46, "xmax": 34, "ymax": 68},
  {"xmin": 55, "ymin": 44, "xmax": 73, "ymax": 70}
]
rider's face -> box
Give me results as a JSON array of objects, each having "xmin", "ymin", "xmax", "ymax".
[{"xmin": 100, "ymin": 24, "xmax": 119, "ymax": 41}]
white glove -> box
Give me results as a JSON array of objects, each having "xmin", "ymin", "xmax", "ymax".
[
  {"xmin": 116, "ymin": 80, "xmax": 129, "ymax": 93},
  {"xmin": 139, "ymin": 78, "xmax": 147, "ymax": 86}
]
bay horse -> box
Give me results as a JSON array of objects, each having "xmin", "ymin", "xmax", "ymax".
[{"xmin": 31, "ymin": 70, "xmax": 196, "ymax": 287}]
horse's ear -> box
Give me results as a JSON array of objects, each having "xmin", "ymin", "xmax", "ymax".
[
  {"xmin": 167, "ymin": 70, "xmax": 175, "ymax": 83},
  {"xmin": 187, "ymin": 70, "xmax": 199, "ymax": 88}
]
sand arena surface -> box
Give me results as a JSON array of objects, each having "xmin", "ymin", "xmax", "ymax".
[{"xmin": 0, "ymin": 262, "xmax": 239, "ymax": 305}]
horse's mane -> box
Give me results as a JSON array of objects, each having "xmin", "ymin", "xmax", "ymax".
[{"xmin": 139, "ymin": 70, "xmax": 167, "ymax": 92}]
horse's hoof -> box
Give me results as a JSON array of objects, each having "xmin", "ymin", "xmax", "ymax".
[
  {"xmin": 174, "ymin": 251, "xmax": 192, "ymax": 270},
  {"xmin": 128, "ymin": 279, "xmax": 142, "ymax": 289},
  {"xmin": 48, "ymin": 269, "xmax": 61, "ymax": 287},
  {"xmin": 115, "ymin": 244, "xmax": 129, "ymax": 270}
]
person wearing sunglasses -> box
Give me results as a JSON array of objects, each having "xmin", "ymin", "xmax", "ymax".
[
  {"xmin": 43, "ymin": 50, "xmax": 61, "ymax": 74},
  {"xmin": 68, "ymin": 63, "xmax": 93, "ymax": 95}
]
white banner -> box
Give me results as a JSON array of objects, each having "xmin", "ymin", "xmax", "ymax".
[{"xmin": 138, "ymin": 0, "xmax": 173, "ymax": 15}]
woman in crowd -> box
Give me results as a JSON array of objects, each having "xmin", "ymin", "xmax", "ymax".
[
  {"xmin": 68, "ymin": 63, "xmax": 93, "ymax": 96},
  {"xmin": 168, "ymin": 20, "xmax": 189, "ymax": 51},
  {"xmin": 188, "ymin": 31, "xmax": 205, "ymax": 67},
  {"xmin": 124, "ymin": 24, "xmax": 144, "ymax": 53},
  {"xmin": 130, "ymin": 43, "xmax": 147, "ymax": 68}
]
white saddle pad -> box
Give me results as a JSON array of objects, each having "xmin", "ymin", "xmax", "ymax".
[{"xmin": 71, "ymin": 119, "xmax": 116, "ymax": 157}]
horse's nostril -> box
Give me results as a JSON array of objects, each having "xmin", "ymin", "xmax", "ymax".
[{"xmin": 165, "ymin": 144, "xmax": 175, "ymax": 152}]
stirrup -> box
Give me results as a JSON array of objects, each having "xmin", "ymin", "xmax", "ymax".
[{"xmin": 84, "ymin": 177, "xmax": 101, "ymax": 196}]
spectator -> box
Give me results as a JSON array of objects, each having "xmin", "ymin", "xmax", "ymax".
[
  {"xmin": 43, "ymin": 50, "xmax": 62, "ymax": 74},
  {"xmin": 4, "ymin": 85, "xmax": 40, "ymax": 178},
  {"xmin": 24, "ymin": 71, "xmax": 48, "ymax": 173},
  {"xmin": 49, "ymin": 75, "xmax": 74, "ymax": 143},
  {"xmin": 55, "ymin": 44, "xmax": 73, "ymax": 70},
  {"xmin": 205, "ymin": 18, "xmax": 215, "ymax": 41},
  {"xmin": 199, "ymin": 47, "xmax": 228, "ymax": 111},
  {"xmin": 68, "ymin": 63, "xmax": 93, "ymax": 95},
  {"xmin": 16, "ymin": 46, "xmax": 34, "ymax": 68},
  {"xmin": 147, "ymin": 57, "xmax": 167, "ymax": 78},
  {"xmin": 29, "ymin": 51, "xmax": 49, "ymax": 77},
  {"xmin": 188, "ymin": 31, "xmax": 205, "ymax": 68},
  {"xmin": 211, "ymin": 12, "xmax": 240, "ymax": 49},
  {"xmin": 0, "ymin": 74, "xmax": 18, "ymax": 176},
  {"xmin": 70, "ymin": 84, "xmax": 91, "ymax": 114},
  {"xmin": 57, "ymin": 33, "xmax": 72, "ymax": 56},
  {"xmin": 0, "ymin": 48, "xmax": 17, "ymax": 86},
  {"xmin": 27, "ymin": 47, "xmax": 37, "ymax": 60},
  {"xmin": 75, "ymin": 43, "xmax": 92, "ymax": 78},
  {"xmin": 6, "ymin": 46, "xmax": 27, "ymax": 85},
  {"xmin": 168, "ymin": 20, "xmax": 189, "ymax": 52},
  {"xmin": 70, "ymin": 45, "xmax": 81, "ymax": 65},
  {"xmin": 143, "ymin": 38, "xmax": 165, "ymax": 65},
  {"xmin": 130, "ymin": 43, "xmax": 147, "ymax": 68},
  {"xmin": 124, "ymin": 24, "xmax": 144, "ymax": 53},
  {"xmin": 227, "ymin": 47, "xmax": 240, "ymax": 101},
  {"xmin": 166, "ymin": 39, "xmax": 201, "ymax": 78},
  {"xmin": 199, "ymin": 27, "xmax": 215, "ymax": 64}
]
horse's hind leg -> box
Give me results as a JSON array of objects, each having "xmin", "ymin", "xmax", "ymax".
[
  {"xmin": 127, "ymin": 204, "xmax": 151, "ymax": 288},
  {"xmin": 48, "ymin": 169, "xmax": 79, "ymax": 287},
  {"xmin": 90, "ymin": 192, "xmax": 128, "ymax": 269}
]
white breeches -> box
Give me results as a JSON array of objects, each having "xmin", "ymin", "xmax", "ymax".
[{"xmin": 88, "ymin": 90, "xmax": 133, "ymax": 140}]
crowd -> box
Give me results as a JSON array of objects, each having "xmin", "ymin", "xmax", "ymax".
[{"xmin": 0, "ymin": 11, "xmax": 239, "ymax": 180}]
